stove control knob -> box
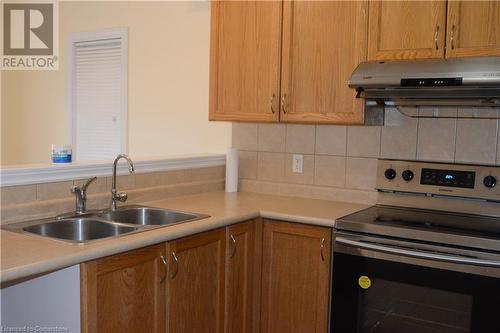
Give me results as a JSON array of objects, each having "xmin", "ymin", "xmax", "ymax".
[
  {"xmin": 384, "ymin": 168, "xmax": 397, "ymax": 180},
  {"xmin": 483, "ymin": 176, "xmax": 496, "ymax": 189},
  {"xmin": 402, "ymin": 170, "xmax": 414, "ymax": 182}
]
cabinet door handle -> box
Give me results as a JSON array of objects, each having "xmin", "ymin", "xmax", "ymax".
[
  {"xmin": 160, "ymin": 255, "xmax": 168, "ymax": 283},
  {"xmin": 170, "ymin": 252, "xmax": 179, "ymax": 280},
  {"xmin": 281, "ymin": 94, "xmax": 288, "ymax": 114},
  {"xmin": 270, "ymin": 94, "xmax": 276, "ymax": 114},
  {"xmin": 450, "ymin": 25, "xmax": 456, "ymax": 50},
  {"xmin": 230, "ymin": 234, "xmax": 237, "ymax": 258},
  {"xmin": 320, "ymin": 238, "xmax": 326, "ymax": 261},
  {"xmin": 434, "ymin": 25, "xmax": 439, "ymax": 50}
]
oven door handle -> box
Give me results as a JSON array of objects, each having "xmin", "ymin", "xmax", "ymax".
[{"xmin": 335, "ymin": 236, "xmax": 500, "ymax": 268}]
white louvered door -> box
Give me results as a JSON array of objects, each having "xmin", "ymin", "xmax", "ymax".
[{"xmin": 67, "ymin": 29, "xmax": 128, "ymax": 162}]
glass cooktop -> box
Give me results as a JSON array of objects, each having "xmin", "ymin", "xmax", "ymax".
[{"xmin": 335, "ymin": 205, "xmax": 500, "ymax": 251}]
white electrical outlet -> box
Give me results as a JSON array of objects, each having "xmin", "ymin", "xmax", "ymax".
[{"xmin": 292, "ymin": 154, "xmax": 304, "ymax": 173}]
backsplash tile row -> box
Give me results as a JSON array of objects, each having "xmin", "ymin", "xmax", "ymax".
[
  {"xmin": 233, "ymin": 107, "xmax": 500, "ymax": 198},
  {"xmin": 1, "ymin": 166, "xmax": 225, "ymax": 206}
]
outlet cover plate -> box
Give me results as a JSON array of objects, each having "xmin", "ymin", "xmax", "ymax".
[{"xmin": 292, "ymin": 154, "xmax": 303, "ymax": 173}]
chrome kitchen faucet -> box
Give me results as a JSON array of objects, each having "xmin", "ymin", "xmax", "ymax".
[
  {"xmin": 71, "ymin": 176, "xmax": 96, "ymax": 215},
  {"xmin": 111, "ymin": 154, "xmax": 135, "ymax": 211}
]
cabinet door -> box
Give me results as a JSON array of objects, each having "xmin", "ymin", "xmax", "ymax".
[
  {"xmin": 80, "ymin": 244, "xmax": 166, "ymax": 333},
  {"xmin": 280, "ymin": 1, "xmax": 368, "ymax": 124},
  {"xmin": 446, "ymin": 1, "xmax": 500, "ymax": 58},
  {"xmin": 209, "ymin": 1, "xmax": 282, "ymax": 122},
  {"xmin": 367, "ymin": 0, "xmax": 446, "ymax": 60},
  {"xmin": 166, "ymin": 228, "xmax": 226, "ymax": 333},
  {"xmin": 225, "ymin": 219, "xmax": 263, "ymax": 333},
  {"xmin": 260, "ymin": 220, "xmax": 332, "ymax": 333}
]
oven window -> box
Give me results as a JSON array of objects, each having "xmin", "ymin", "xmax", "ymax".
[
  {"xmin": 360, "ymin": 279, "xmax": 471, "ymax": 332},
  {"xmin": 330, "ymin": 253, "xmax": 500, "ymax": 333}
]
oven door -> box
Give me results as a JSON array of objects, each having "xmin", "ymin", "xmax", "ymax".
[{"xmin": 330, "ymin": 232, "xmax": 500, "ymax": 333}]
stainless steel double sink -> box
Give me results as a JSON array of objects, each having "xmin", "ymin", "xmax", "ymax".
[{"xmin": 3, "ymin": 206, "xmax": 210, "ymax": 244}]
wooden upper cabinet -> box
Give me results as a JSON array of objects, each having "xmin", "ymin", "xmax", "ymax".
[
  {"xmin": 368, "ymin": 0, "xmax": 447, "ymax": 60},
  {"xmin": 209, "ymin": 1, "xmax": 282, "ymax": 122},
  {"xmin": 280, "ymin": 1, "xmax": 367, "ymax": 124},
  {"xmin": 260, "ymin": 220, "xmax": 332, "ymax": 333},
  {"xmin": 224, "ymin": 220, "xmax": 262, "ymax": 333},
  {"xmin": 80, "ymin": 244, "xmax": 166, "ymax": 333},
  {"xmin": 166, "ymin": 228, "xmax": 226, "ymax": 333},
  {"xmin": 446, "ymin": 1, "xmax": 500, "ymax": 58}
]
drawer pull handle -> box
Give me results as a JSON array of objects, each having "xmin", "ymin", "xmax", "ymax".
[
  {"xmin": 320, "ymin": 238, "xmax": 326, "ymax": 261},
  {"xmin": 281, "ymin": 94, "xmax": 288, "ymax": 114},
  {"xmin": 230, "ymin": 234, "xmax": 237, "ymax": 258},
  {"xmin": 160, "ymin": 255, "xmax": 168, "ymax": 283},
  {"xmin": 270, "ymin": 94, "xmax": 276, "ymax": 114},
  {"xmin": 170, "ymin": 252, "xmax": 179, "ymax": 279},
  {"xmin": 434, "ymin": 25, "xmax": 439, "ymax": 50},
  {"xmin": 450, "ymin": 25, "xmax": 456, "ymax": 50}
]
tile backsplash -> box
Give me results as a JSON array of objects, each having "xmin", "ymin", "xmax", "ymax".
[
  {"xmin": 0, "ymin": 166, "xmax": 225, "ymax": 224},
  {"xmin": 233, "ymin": 107, "xmax": 500, "ymax": 202}
]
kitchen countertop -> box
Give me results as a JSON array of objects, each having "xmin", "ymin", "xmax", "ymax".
[{"xmin": 0, "ymin": 191, "xmax": 369, "ymax": 284}]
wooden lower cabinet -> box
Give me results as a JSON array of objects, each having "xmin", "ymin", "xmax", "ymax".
[
  {"xmin": 166, "ymin": 228, "xmax": 226, "ymax": 333},
  {"xmin": 80, "ymin": 219, "xmax": 332, "ymax": 333},
  {"xmin": 80, "ymin": 244, "xmax": 166, "ymax": 333},
  {"xmin": 225, "ymin": 219, "xmax": 262, "ymax": 333},
  {"xmin": 260, "ymin": 220, "xmax": 332, "ymax": 333}
]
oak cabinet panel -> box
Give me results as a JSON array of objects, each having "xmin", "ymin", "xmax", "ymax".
[
  {"xmin": 368, "ymin": 0, "xmax": 447, "ymax": 60},
  {"xmin": 225, "ymin": 219, "xmax": 262, "ymax": 333},
  {"xmin": 166, "ymin": 228, "xmax": 226, "ymax": 333},
  {"xmin": 446, "ymin": 1, "xmax": 500, "ymax": 58},
  {"xmin": 368, "ymin": 0, "xmax": 500, "ymax": 60},
  {"xmin": 280, "ymin": 1, "xmax": 367, "ymax": 124},
  {"xmin": 210, "ymin": 0, "xmax": 367, "ymax": 124},
  {"xmin": 80, "ymin": 219, "xmax": 333, "ymax": 333},
  {"xmin": 210, "ymin": 0, "xmax": 500, "ymax": 124},
  {"xmin": 80, "ymin": 244, "xmax": 166, "ymax": 333},
  {"xmin": 260, "ymin": 220, "xmax": 332, "ymax": 333},
  {"xmin": 209, "ymin": 1, "xmax": 282, "ymax": 122}
]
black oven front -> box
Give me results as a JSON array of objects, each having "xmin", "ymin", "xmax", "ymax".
[{"xmin": 330, "ymin": 232, "xmax": 500, "ymax": 333}]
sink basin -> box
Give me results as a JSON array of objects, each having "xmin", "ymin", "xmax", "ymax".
[
  {"xmin": 100, "ymin": 207, "xmax": 208, "ymax": 226},
  {"xmin": 3, "ymin": 206, "xmax": 209, "ymax": 244},
  {"xmin": 22, "ymin": 218, "xmax": 138, "ymax": 243}
]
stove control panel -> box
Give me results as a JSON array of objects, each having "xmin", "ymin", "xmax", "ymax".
[
  {"xmin": 378, "ymin": 160, "xmax": 499, "ymax": 202},
  {"xmin": 420, "ymin": 168, "xmax": 475, "ymax": 189}
]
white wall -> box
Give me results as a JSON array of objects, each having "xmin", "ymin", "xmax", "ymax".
[{"xmin": 1, "ymin": 1, "xmax": 232, "ymax": 165}]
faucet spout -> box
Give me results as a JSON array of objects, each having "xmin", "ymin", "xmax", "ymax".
[
  {"xmin": 71, "ymin": 176, "xmax": 97, "ymax": 215},
  {"xmin": 111, "ymin": 154, "xmax": 135, "ymax": 211}
]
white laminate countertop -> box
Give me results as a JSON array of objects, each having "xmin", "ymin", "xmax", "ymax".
[{"xmin": 0, "ymin": 191, "xmax": 369, "ymax": 284}]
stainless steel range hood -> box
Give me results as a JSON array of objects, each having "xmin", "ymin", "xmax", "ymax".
[{"xmin": 349, "ymin": 57, "xmax": 500, "ymax": 120}]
